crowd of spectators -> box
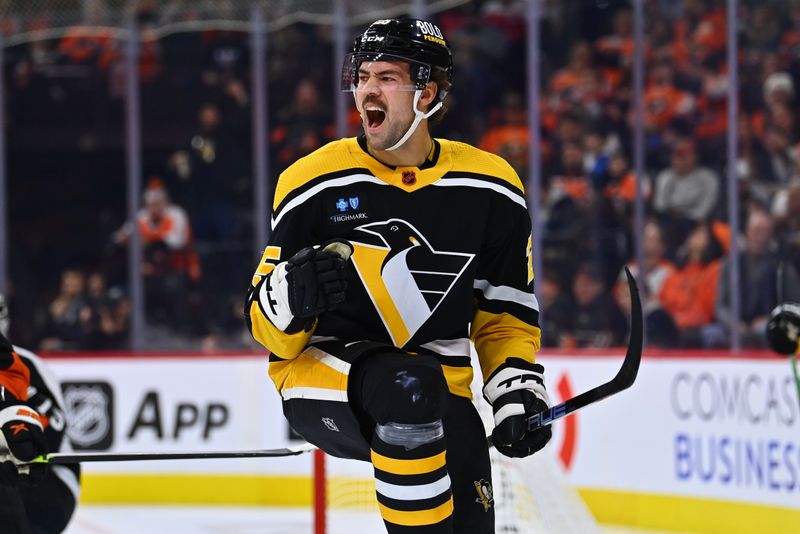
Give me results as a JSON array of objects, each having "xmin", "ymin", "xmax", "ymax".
[{"xmin": 4, "ymin": 0, "xmax": 800, "ymax": 350}]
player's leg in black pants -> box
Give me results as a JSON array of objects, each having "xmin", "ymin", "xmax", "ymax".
[
  {"xmin": 19, "ymin": 469, "xmax": 78, "ymax": 534},
  {"xmin": 281, "ymin": 341, "xmax": 494, "ymax": 533},
  {"xmin": 350, "ymin": 352, "xmax": 454, "ymax": 533},
  {"xmin": 0, "ymin": 486, "xmax": 33, "ymax": 534},
  {"xmin": 441, "ymin": 395, "xmax": 494, "ymax": 533}
]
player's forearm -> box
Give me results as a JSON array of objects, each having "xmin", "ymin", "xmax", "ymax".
[
  {"xmin": 470, "ymin": 308, "xmax": 541, "ymax": 381},
  {"xmin": 246, "ymin": 301, "xmax": 315, "ymax": 359}
]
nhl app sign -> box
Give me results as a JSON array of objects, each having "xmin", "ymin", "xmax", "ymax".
[{"xmin": 47, "ymin": 355, "xmax": 292, "ymax": 474}]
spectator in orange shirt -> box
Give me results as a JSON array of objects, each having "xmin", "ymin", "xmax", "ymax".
[
  {"xmin": 479, "ymin": 92, "xmax": 529, "ymax": 175},
  {"xmin": 550, "ymin": 42, "xmax": 610, "ymax": 111},
  {"xmin": 671, "ymin": 0, "xmax": 725, "ymax": 70},
  {"xmin": 113, "ymin": 181, "xmax": 201, "ymax": 333},
  {"xmin": 600, "ymin": 151, "xmax": 641, "ymax": 218},
  {"xmin": 550, "ymin": 141, "xmax": 591, "ymax": 204},
  {"xmin": 595, "ymin": 7, "xmax": 634, "ymax": 82},
  {"xmin": 659, "ymin": 222, "xmax": 724, "ymax": 346},
  {"xmin": 643, "ymin": 62, "xmax": 695, "ymax": 132}
]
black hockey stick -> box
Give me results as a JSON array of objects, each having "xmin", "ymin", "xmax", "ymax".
[
  {"xmin": 523, "ymin": 265, "xmax": 642, "ymax": 432},
  {"xmin": 33, "ymin": 442, "xmax": 317, "ymax": 465},
  {"xmin": 33, "ymin": 268, "xmax": 641, "ymax": 464}
]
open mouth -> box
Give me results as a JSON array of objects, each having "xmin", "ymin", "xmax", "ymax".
[{"xmin": 365, "ymin": 108, "xmax": 386, "ymax": 129}]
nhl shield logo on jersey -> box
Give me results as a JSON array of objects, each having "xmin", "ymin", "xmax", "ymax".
[{"xmin": 349, "ymin": 218, "xmax": 474, "ymax": 347}]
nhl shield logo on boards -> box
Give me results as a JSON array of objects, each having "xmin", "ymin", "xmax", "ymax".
[{"xmin": 62, "ymin": 381, "xmax": 114, "ymax": 450}]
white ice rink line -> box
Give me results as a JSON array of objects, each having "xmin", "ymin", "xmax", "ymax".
[{"xmin": 63, "ymin": 505, "xmax": 686, "ymax": 534}]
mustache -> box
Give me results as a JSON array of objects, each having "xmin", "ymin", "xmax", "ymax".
[{"xmin": 361, "ymin": 98, "xmax": 386, "ymax": 110}]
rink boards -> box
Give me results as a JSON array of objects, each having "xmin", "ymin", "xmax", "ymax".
[{"xmin": 45, "ymin": 350, "xmax": 800, "ymax": 534}]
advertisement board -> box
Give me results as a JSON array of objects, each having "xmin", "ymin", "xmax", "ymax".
[
  {"xmin": 43, "ymin": 351, "xmax": 800, "ymax": 531},
  {"xmin": 51, "ymin": 355, "xmax": 308, "ymax": 475}
]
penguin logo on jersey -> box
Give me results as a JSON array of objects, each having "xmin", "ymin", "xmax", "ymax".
[
  {"xmin": 349, "ymin": 218, "xmax": 474, "ymax": 347},
  {"xmin": 474, "ymin": 479, "xmax": 494, "ymax": 511}
]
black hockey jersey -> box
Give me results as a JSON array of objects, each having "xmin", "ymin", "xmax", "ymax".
[{"xmin": 247, "ymin": 136, "xmax": 541, "ymax": 399}]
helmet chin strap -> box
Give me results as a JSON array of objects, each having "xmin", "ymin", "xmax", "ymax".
[{"xmin": 385, "ymin": 90, "xmax": 442, "ymax": 152}]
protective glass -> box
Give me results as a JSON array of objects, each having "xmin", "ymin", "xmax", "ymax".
[{"xmin": 340, "ymin": 52, "xmax": 431, "ymax": 93}]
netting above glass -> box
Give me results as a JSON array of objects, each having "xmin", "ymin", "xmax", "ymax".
[{"xmin": 0, "ymin": 0, "xmax": 471, "ymax": 46}]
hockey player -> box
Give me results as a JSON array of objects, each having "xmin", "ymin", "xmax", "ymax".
[
  {"xmin": 0, "ymin": 295, "xmax": 80, "ymax": 533},
  {"xmin": 766, "ymin": 302, "xmax": 800, "ymax": 355},
  {"xmin": 246, "ymin": 19, "xmax": 550, "ymax": 533}
]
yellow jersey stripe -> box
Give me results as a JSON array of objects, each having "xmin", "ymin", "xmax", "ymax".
[
  {"xmin": 370, "ymin": 450, "xmax": 447, "ymax": 476},
  {"xmin": 248, "ymin": 305, "xmax": 314, "ymax": 360},
  {"xmin": 378, "ymin": 497, "xmax": 454, "ymax": 526},
  {"xmin": 269, "ymin": 350, "xmax": 349, "ymax": 394},
  {"xmin": 441, "ymin": 364, "xmax": 473, "ymax": 399},
  {"xmin": 471, "ymin": 309, "xmax": 540, "ymax": 380}
]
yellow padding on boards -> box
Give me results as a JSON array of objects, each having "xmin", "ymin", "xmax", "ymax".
[
  {"xmin": 80, "ymin": 474, "xmax": 312, "ymax": 506},
  {"xmin": 370, "ymin": 450, "xmax": 446, "ymax": 476},
  {"xmin": 580, "ymin": 488, "xmax": 800, "ymax": 534},
  {"xmin": 378, "ymin": 498, "xmax": 453, "ymax": 527}
]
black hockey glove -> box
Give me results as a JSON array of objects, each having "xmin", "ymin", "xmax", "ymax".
[
  {"xmin": 259, "ymin": 240, "xmax": 353, "ymax": 333},
  {"xmin": 483, "ymin": 358, "xmax": 552, "ymax": 458},
  {"xmin": 0, "ymin": 395, "xmax": 48, "ymax": 487},
  {"xmin": 766, "ymin": 303, "xmax": 800, "ymax": 355}
]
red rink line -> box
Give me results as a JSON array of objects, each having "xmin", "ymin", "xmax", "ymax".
[
  {"xmin": 539, "ymin": 347, "xmax": 783, "ymax": 360},
  {"xmin": 37, "ymin": 348, "xmax": 784, "ymax": 360}
]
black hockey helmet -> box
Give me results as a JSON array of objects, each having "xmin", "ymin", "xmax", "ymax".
[
  {"xmin": 341, "ymin": 18, "xmax": 453, "ymax": 100},
  {"xmin": 766, "ymin": 303, "xmax": 800, "ymax": 355}
]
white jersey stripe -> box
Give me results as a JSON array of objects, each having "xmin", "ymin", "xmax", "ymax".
[
  {"xmin": 272, "ymin": 174, "xmax": 387, "ymax": 229},
  {"xmin": 13, "ymin": 346, "xmax": 68, "ymax": 411},
  {"xmin": 281, "ymin": 387, "xmax": 348, "ymax": 402},
  {"xmin": 375, "ymin": 474, "xmax": 452, "ymax": 501},
  {"xmin": 304, "ymin": 346, "xmax": 351, "ymax": 375},
  {"xmin": 419, "ymin": 338, "xmax": 471, "ymax": 357},
  {"xmin": 432, "ymin": 178, "xmax": 526, "ymax": 208},
  {"xmin": 473, "ymin": 280, "xmax": 540, "ymax": 312},
  {"xmin": 273, "ymin": 175, "xmax": 527, "ymax": 229}
]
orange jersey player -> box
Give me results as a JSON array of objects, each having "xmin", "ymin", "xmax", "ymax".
[{"xmin": 0, "ymin": 296, "xmax": 80, "ymax": 533}]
